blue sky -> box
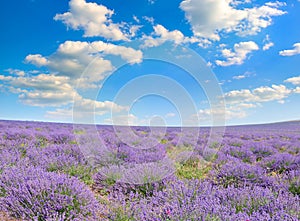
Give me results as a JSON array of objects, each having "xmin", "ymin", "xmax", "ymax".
[{"xmin": 1, "ymin": 0, "xmax": 300, "ymax": 126}]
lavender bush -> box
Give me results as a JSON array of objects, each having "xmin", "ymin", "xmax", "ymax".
[{"xmin": 0, "ymin": 166, "xmax": 100, "ymax": 220}]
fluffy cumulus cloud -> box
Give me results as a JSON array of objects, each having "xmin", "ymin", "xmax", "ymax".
[
  {"xmin": 196, "ymin": 83, "xmax": 297, "ymax": 122},
  {"xmin": 45, "ymin": 108, "xmax": 74, "ymax": 121},
  {"xmin": 284, "ymin": 76, "xmax": 300, "ymax": 85},
  {"xmin": 5, "ymin": 69, "xmax": 26, "ymax": 77},
  {"xmin": 279, "ymin": 43, "xmax": 300, "ymax": 56},
  {"xmin": 188, "ymin": 101, "xmax": 256, "ymax": 125},
  {"xmin": 26, "ymin": 52, "xmax": 112, "ymax": 85},
  {"xmin": 74, "ymin": 97, "xmax": 129, "ymax": 114},
  {"xmin": 0, "ymin": 73, "xmax": 78, "ymax": 106},
  {"xmin": 0, "ymin": 71, "xmax": 128, "ymax": 121},
  {"xmin": 142, "ymin": 24, "xmax": 185, "ymax": 48},
  {"xmin": 198, "ymin": 103, "xmax": 254, "ymax": 122},
  {"xmin": 25, "ymin": 40, "xmax": 142, "ymax": 86},
  {"xmin": 46, "ymin": 97, "xmax": 128, "ymax": 121},
  {"xmin": 57, "ymin": 40, "xmax": 142, "ymax": 64},
  {"xmin": 0, "ymin": 64, "xmax": 130, "ymax": 117},
  {"xmin": 179, "ymin": 0, "xmax": 286, "ymax": 41},
  {"xmin": 251, "ymin": 84, "xmax": 291, "ymax": 102},
  {"xmin": 8, "ymin": 74, "xmax": 72, "ymax": 93},
  {"xmin": 19, "ymin": 91, "xmax": 76, "ymax": 107},
  {"xmin": 196, "ymin": 82, "xmax": 299, "ymax": 123},
  {"xmin": 224, "ymin": 84, "xmax": 291, "ymax": 104},
  {"xmin": 90, "ymin": 41, "xmax": 143, "ymax": 64},
  {"xmin": 0, "ymin": 38, "xmax": 141, "ymax": 120},
  {"xmin": 293, "ymin": 87, "xmax": 300, "ymax": 94},
  {"xmin": 25, "ymin": 54, "xmax": 49, "ymax": 67},
  {"xmin": 142, "ymin": 24, "xmax": 212, "ymax": 48},
  {"xmin": 224, "ymin": 89, "xmax": 254, "ymax": 103},
  {"xmin": 216, "ymin": 41, "xmax": 259, "ymax": 66},
  {"xmin": 54, "ymin": 0, "xmax": 128, "ymax": 41}
]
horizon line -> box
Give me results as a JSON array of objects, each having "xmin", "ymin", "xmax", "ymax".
[{"xmin": 1, "ymin": 117, "xmax": 299, "ymax": 128}]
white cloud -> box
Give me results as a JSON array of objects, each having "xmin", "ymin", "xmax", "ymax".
[
  {"xmin": 27, "ymin": 52, "xmax": 112, "ymax": 84},
  {"xmin": 233, "ymin": 71, "xmax": 254, "ymax": 80},
  {"xmin": 54, "ymin": 0, "xmax": 128, "ymax": 41},
  {"xmin": 55, "ymin": 40, "xmax": 142, "ymax": 64},
  {"xmin": 206, "ymin": 84, "xmax": 293, "ymax": 121},
  {"xmin": 46, "ymin": 97, "xmax": 128, "ymax": 121},
  {"xmin": 197, "ymin": 82, "xmax": 294, "ymax": 123},
  {"xmin": 133, "ymin": 15, "xmax": 140, "ymax": 23},
  {"xmin": 0, "ymin": 71, "xmax": 128, "ymax": 115},
  {"xmin": 224, "ymin": 84, "xmax": 291, "ymax": 104},
  {"xmin": 142, "ymin": 24, "xmax": 211, "ymax": 48},
  {"xmin": 233, "ymin": 75, "xmax": 246, "ymax": 80},
  {"xmin": 263, "ymin": 34, "xmax": 274, "ymax": 51},
  {"xmin": 0, "ymin": 75, "xmax": 13, "ymax": 81},
  {"xmin": 45, "ymin": 108, "xmax": 74, "ymax": 121},
  {"xmin": 142, "ymin": 24, "xmax": 185, "ymax": 48},
  {"xmin": 74, "ymin": 97, "xmax": 129, "ymax": 114},
  {"xmin": 252, "ymin": 84, "xmax": 291, "ymax": 102},
  {"xmin": 230, "ymin": 0, "xmax": 252, "ymax": 6},
  {"xmin": 143, "ymin": 16, "xmax": 155, "ymax": 25},
  {"xmin": 179, "ymin": 0, "xmax": 286, "ymax": 41},
  {"xmin": 25, "ymin": 54, "xmax": 49, "ymax": 67},
  {"xmin": 128, "ymin": 25, "xmax": 141, "ymax": 38},
  {"xmin": 5, "ymin": 69, "xmax": 26, "ymax": 77},
  {"xmin": 194, "ymin": 101, "xmax": 256, "ymax": 124},
  {"xmin": 224, "ymin": 89, "xmax": 255, "ymax": 103},
  {"xmin": 56, "ymin": 40, "xmax": 142, "ymax": 64},
  {"xmin": 19, "ymin": 91, "xmax": 77, "ymax": 107},
  {"xmin": 263, "ymin": 42, "xmax": 274, "ymax": 51},
  {"xmin": 293, "ymin": 87, "xmax": 300, "ymax": 94},
  {"xmin": 284, "ymin": 76, "xmax": 300, "ymax": 85},
  {"xmin": 2, "ymin": 39, "xmax": 139, "ymax": 120},
  {"xmin": 91, "ymin": 41, "xmax": 143, "ymax": 64},
  {"xmin": 198, "ymin": 105, "xmax": 250, "ymax": 121},
  {"xmin": 206, "ymin": 62, "xmax": 213, "ymax": 67},
  {"xmin": 153, "ymin": 25, "xmax": 185, "ymax": 45},
  {"xmin": 216, "ymin": 41, "xmax": 259, "ymax": 66},
  {"xmin": 25, "ymin": 40, "xmax": 142, "ymax": 85},
  {"xmin": 0, "ymin": 73, "xmax": 70, "ymax": 90},
  {"xmin": 0, "ymin": 73, "xmax": 78, "ymax": 106},
  {"xmin": 279, "ymin": 43, "xmax": 300, "ymax": 56}
]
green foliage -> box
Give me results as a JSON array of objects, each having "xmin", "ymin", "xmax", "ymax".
[
  {"xmin": 176, "ymin": 157, "xmax": 212, "ymax": 180},
  {"xmin": 0, "ymin": 186, "xmax": 6, "ymax": 197},
  {"xmin": 230, "ymin": 142, "xmax": 242, "ymax": 147},
  {"xmin": 233, "ymin": 197, "xmax": 269, "ymax": 215},
  {"xmin": 160, "ymin": 139, "xmax": 168, "ymax": 144},
  {"xmin": 35, "ymin": 136, "xmax": 48, "ymax": 148},
  {"xmin": 73, "ymin": 129, "xmax": 86, "ymax": 135},
  {"xmin": 289, "ymin": 183, "xmax": 300, "ymax": 196},
  {"xmin": 47, "ymin": 164, "xmax": 94, "ymax": 185},
  {"xmin": 209, "ymin": 142, "xmax": 220, "ymax": 149},
  {"xmin": 110, "ymin": 206, "xmax": 135, "ymax": 221}
]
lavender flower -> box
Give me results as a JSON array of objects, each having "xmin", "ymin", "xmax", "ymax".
[{"xmin": 0, "ymin": 166, "xmax": 100, "ymax": 220}]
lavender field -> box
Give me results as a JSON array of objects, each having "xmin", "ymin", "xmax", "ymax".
[{"xmin": 0, "ymin": 120, "xmax": 299, "ymax": 221}]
